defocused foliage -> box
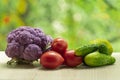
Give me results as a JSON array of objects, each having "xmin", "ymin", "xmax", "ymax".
[{"xmin": 0, "ymin": 0, "xmax": 120, "ymax": 51}]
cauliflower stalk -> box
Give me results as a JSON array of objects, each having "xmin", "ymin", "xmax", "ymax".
[{"xmin": 5, "ymin": 27, "xmax": 52, "ymax": 65}]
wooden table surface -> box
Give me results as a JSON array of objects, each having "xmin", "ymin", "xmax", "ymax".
[{"xmin": 0, "ymin": 51, "xmax": 120, "ymax": 80}]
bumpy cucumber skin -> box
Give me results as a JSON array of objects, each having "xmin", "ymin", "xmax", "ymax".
[
  {"xmin": 75, "ymin": 44, "xmax": 98, "ymax": 56},
  {"xmin": 84, "ymin": 52, "xmax": 116, "ymax": 67},
  {"xmin": 90, "ymin": 39, "xmax": 113, "ymax": 55}
]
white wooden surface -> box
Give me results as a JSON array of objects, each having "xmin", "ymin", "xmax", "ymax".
[{"xmin": 0, "ymin": 51, "xmax": 120, "ymax": 80}]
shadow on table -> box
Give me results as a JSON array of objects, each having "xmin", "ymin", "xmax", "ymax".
[
  {"xmin": 0, "ymin": 61, "xmax": 41, "ymax": 69},
  {"xmin": 0, "ymin": 62, "xmax": 115, "ymax": 70},
  {"xmin": 38, "ymin": 63, "xmax": 115, "ymax": 71},
  {"xmin": 37, "ymin": 63, "xmax": 91, "ymax": 71}
]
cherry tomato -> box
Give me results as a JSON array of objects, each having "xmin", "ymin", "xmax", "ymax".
[
  {"xmin": 51, "ymin": 38, "xmax": 68, "ymax": 55},
  {"xmin": 40, "ymin": 51, "xmax": 64, "ymax": 69},
  {"xmin": 64, "ymin": 50, "xmax": 83, "ymax": 67}
]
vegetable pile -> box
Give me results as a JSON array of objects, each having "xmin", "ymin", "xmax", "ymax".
[{"xmin": 5, "ymin": 27, "xmax": 116, "ymax": 69}]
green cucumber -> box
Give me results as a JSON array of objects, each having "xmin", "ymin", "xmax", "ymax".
[
  {"xmin": 75, "ymin": 39, "xmax": 113, "ymax": 56},
  {"xmin": 75, "ymin": 44, "xmax": 98, "ymax": 56},
  {"xmin": 90, "ymin": 39, "xmax": 113, "ymax": 55},
  {"xmin": 84, "ymin": 52, "xmax": 116, "ymax": 67}
]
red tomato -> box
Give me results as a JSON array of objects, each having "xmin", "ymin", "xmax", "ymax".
[
  {"xmin": 64, "ymin": 50, "xmax": 83, "ymax": 67},
  {"xmin": 40, "ymin": 51, "xmax": 64, "ymax": 69},
  {"xmin": 51, "ymin": 38, "xmax": 68, "ymax": 55}
]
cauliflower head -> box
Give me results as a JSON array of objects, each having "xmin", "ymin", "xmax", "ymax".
[{"xmin": 5, "ymin": 27, "xmax": 52, "ymax": 62}]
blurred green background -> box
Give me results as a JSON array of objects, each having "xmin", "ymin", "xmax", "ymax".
[{"xmin": 0, "ymin": 0, "xmax": 120, "ymax": 51}]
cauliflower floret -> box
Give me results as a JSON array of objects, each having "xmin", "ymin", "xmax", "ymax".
[
  {"xmin": 5, "ymin": 42, "xmax": 21, "ymax": 58},
  {"xmin": 16, "ymin": 30, "xmax": 34, "ymax": 45},
  {"xmin": 24, "ymin": 44, "xmax": 42, "ymax": 61},
  {"xmin": 5, "ymin": 26, "xmax": 52, "ymax": 64}
]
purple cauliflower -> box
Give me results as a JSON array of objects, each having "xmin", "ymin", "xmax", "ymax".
[{"xmin": 5, "ymin": 26, "xmax": 52, "ymax": 65}]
